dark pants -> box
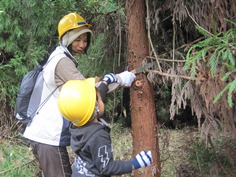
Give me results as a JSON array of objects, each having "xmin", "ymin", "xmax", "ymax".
[{"xmin": 30, "ymin": 140, "xmax": 72, "ymax": 177}]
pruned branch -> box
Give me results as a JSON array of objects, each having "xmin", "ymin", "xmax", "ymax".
[{"xmin": 149, "ymin": 70, "xmax": 195, "ymax": 80}]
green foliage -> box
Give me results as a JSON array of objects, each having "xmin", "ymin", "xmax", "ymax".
[
  {"xmin": 81, "ymin": 0, "xmax": 118, "ymax": 13},
  {"xmin": 213, "ymin": 79, "xmax": 236, "ymax": 107},
  {"xmin": 184, "ymin": 20, "xmax": 236, "ymax": 107},
  {"xmin": 0, "ymin": 0, "xmax": 79, "ymax": 110},
  {"xmin": 0, "ymin": 0, "xmax": 125, "ymax": 129},
  {"xmin": 0, "ymin": 0, "xmax": 122, "ymax": 104},
  {"xmin": 77, "ymin": 33, "xmax": 110, "ymax": 78}
]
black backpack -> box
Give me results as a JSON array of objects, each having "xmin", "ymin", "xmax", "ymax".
[
  {"xmin": 14, "ymin": 51, "xmax": 59, "ymax": 124},
  {"xmin": 14, "ymin": 64, "xmax": 45, "ymax": 124}
]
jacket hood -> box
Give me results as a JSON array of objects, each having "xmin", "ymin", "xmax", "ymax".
[{"xmin": 70, "ymin": 119, "xmax": 110, "ymax": 153}]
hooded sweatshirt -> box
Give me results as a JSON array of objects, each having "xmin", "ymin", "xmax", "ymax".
[{"xmin": 70, "ymin": 118, "xmax": 133, "ymax": 177}]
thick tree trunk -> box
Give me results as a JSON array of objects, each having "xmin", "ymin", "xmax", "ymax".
[{"xmin": 125, "ymin": 1, "xmax": 160, "ymax": 177}]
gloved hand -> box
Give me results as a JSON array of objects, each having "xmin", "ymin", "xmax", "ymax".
[
  {"xmin": 116, "ymin": 71, "xmax": 136, "ymax": 87},
  {"xmin": 102, "ymin": 73, "xmax": 118, "ymax": 84},
  {"xmin": 132, "ymin": 150, "xmax": 152, "ymax": 169}
]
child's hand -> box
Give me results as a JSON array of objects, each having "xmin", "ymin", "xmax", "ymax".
[{"xmin": 132, "ymin": 150, "xmax": 152, "ymax": 169}]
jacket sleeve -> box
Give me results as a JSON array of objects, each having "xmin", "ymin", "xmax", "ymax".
[
  {"xmin": 97, "ymin": 83, "xmax": 109, "ymax": 103},
  {"xmin": 55, "ymin": 57, "xmax": 85, "ymax": 88},
  {"xmin": 88, "ymin": 129, "xmax": 133, "ymax": 176}
]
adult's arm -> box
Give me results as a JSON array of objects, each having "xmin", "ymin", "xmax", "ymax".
[{"xmin": 55, "ymin": 57, "xmax": 85, "ymax": 89}]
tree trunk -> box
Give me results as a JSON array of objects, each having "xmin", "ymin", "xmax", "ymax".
[{"xmin": 125, "ymin": 1, "xmax": 160, "ymax": 177}]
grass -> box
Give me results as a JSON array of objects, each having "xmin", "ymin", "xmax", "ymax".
[
  {"xmin": 1, "ymin": 123, "xmax": 236, "ymax": 177},
  {"xmin": 110, "ymin": 123, "xmax": 133, "ymax": 161},
  {"xmin": 160, "ymin": 129, "xmax": 185, "ymax": 177},
  {"xmin": 0, "ymin": 139, "xmax": 38, "ymax": 177}
]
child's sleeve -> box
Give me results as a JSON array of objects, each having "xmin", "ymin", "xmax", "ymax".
[{"xmin": 97, "ymin": 83, "xmax": 109, "ymax": 103}]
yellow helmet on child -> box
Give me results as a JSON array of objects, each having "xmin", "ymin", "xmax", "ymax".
[
  {"xmin": 58, "ymin": 78, "xmax": 96, "ymax": 126},
  {"xmin": 58, "ymin": 12, "xmax": 92, "ymax": 40}
]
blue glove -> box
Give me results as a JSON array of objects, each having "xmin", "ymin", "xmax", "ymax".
[
  {"xmin": 132, "ymin": 150, "xmax": 152, "ymax": 169},
  {"xmin": 102, "ymin": 73, "xmax": 118, "ymax": 84}
]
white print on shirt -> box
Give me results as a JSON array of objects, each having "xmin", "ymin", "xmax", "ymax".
[
  {"xmin": 74, "ymin": 156, "xmax": 95, "ymax": 177},
  {"xmin": 98, "ymin": 145, "xmax": 110, "ymax": 168}
]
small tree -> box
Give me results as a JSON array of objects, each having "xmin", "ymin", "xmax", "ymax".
[{"xmin": 125, "ymin": 0, "xmax": 160, "ymax": 176}]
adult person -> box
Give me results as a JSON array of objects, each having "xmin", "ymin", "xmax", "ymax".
[
  {"xmin": 58, "ymin": 77, "xmax": 152, "ymax": 177},
  {"xmin": 23, "ymin": 12, "xmax": 136, "ymax": 177}
]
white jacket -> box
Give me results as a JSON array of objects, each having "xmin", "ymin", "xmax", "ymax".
[{"xmin": 24, "ymin": 46, "xmax": 71, "ymax": 146}]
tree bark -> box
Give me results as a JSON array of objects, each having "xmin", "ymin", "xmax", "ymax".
[{"xmin": 125, "ymin": 1, "xmax": 160, "ymax": 177}]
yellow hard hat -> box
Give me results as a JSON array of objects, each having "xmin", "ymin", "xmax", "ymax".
[
  {"xmin": 58, "ymin": 78, "xmax": 96, "ymax": 126},
  {"xmin": 58, "ymin": 12, "xmax": 92, "ymax": 40}
]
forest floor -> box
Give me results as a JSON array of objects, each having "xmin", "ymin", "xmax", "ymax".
[
  {"xmin": 109, "ymin": 123, "xmax": 197, "ymax": 177},
  {"xmin": 0, "ymin": 123, "xmax": 190, "ymax": 177},
  {"xmin": 2, "ymin": 122, "xmax": 234, "ymax": 177}
]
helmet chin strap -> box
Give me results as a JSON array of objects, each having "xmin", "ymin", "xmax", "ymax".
[{"xmin": 90, "ymin": 102, "xmax": 100, "ymax": 122}]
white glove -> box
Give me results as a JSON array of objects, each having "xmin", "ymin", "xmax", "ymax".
[
  {"xmin": 132, "ymin": 150, "xmax": 152, "ymax": 169},
  {"xmin": 116, "ymin": 71, "xmax": 136, "ymax": 87}
]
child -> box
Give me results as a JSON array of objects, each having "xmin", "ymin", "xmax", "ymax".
[{"xmin": 58, "ymin": 74, "xmax": 152, "ymax": 177}]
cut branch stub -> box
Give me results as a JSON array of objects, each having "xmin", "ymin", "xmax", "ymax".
[{"xmin": 134, "ymin": 79, "xmax": 143, "ymax": 89}]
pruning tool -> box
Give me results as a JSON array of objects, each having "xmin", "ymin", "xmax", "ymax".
[
  {"xmin": 130, "ymin": 61, "xmax": 156, "ymax": 74},
  {"xmin": 99, "ymin": 61, "xmax": 156, "ymax": 92},
  {"xmin": 95, "ymin": 61, "xmax": 156, "ymax": 82}
]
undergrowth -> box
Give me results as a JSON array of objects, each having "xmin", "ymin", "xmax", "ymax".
[
  {"xmin": 1, "ymin": 124, "xmax": 236, "ymax": 177},
  {"xmin": 175, "ymin": 129, "xmax": 236, "ymax": 177}
]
